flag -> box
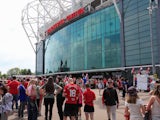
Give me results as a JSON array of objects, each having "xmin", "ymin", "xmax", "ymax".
[
  {"xmin": 138, "ymin": 67, "xmax": 143, "ymax": 74},
  {"xmin": 146, "ymin": 67, "xmax": 150, "ymax": 74}
]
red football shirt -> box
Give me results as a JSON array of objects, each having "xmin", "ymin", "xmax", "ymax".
[
  {"xmin": 63, "ymin": 83, "xmax": 79, "ymax": 104},
  {"xmin": 83, "ymin": 88, "xmax": 96, "ymax": 106},
  {"xmin": 8, "ymin": 80, "xmax": 20, "ymax": 94},
  {"xmin": 24, "ymin": 81, "xmax": 29, "ymax": 89},
  {"xmin": 6, "ymin": 80, "xmax": 11, "ymax": 85}
]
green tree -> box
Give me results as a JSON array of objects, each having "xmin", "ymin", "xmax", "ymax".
[
  {"xmin": 1, "ymin": 74, "xmax": 7, "ymax": 79},
  {"xmin": 7, "ymin": 67, "xmax": 20, "ymax": 76},
  {"xmin": 0, "ymin": 71, "xmax": 8, "ymax": 79},
  {"xmin": 20, "ymin": 69, "xmax": 32, "ymax": 75},
  {"xmin": 27, "ymin": 69, "xmax": 32, "ymax": 75}
]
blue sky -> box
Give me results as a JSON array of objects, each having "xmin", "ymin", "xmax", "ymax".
[{"xmin": 0, "ymin": 0, "xmax": 35, "ymax": 74}]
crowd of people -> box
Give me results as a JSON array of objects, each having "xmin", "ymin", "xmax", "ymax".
[{"xmin": 0, "ymin": 74, "xmax": 159, "ymax": 120}]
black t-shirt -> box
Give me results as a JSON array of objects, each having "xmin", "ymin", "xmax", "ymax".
[{"xmin": 103, "ymin": 87, "xmax": 119, "ymax": 106}]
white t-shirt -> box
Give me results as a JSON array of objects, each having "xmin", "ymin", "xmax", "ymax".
[
  {"xmin": 151, "ymin": 97, "xmax": 160, "ymax": 117},
  {"xmin": 125, "ymin": 99, "xmax": 144, "ymax": 120}
]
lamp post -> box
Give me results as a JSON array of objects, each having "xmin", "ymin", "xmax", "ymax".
[{"xmin": 148, "ymin": 0, "xmax": 158, "ymax": 75}]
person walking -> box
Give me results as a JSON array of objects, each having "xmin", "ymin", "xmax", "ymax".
[
  {"xmin": 102, "ymin": 78, "xmax": 119, "ymax": 120},
  {"xmin": 41, "ymin": 76, "xmax": 62, "ymax": 120},
  {"xmin": 0, "ymin": 85, "xmax": 13, "ymax": 120},
  {"xmin": 124, "ymin": 86, "xmax": 145, "ymax": 120},
  {"xmin": 7, "ymin": 76, "xmax": 19, "ymax": 110},
  {"xmin": 77, "ymin": 82, "xmax": 83, "ymax": 120},
  {"xmin": 18, "ymin": 79, "xmax": 27, "ymax": 119},
  {"xmin": 83, "ymin": 84, "xmax": 96, "ymax": 120},
  {"xmin": 26, "ymin": 79, "xmax": 38, "ymax": 120},
  {"xmin": 97, "ymin": 79, "xmax": 103, "ymax": 96},
  {"xmin": 146, "ymin": 84, "xmax": 160, "ymax": 120},
  {"xmin": 63, "ymin": 78, "xmax": 80, "ymax": 120},
  {"xmin": 35, "ymin": 80, "xmax": 42, "ymax": 116},
  {"xmin": 56, "ymin": 81, "xmax": 65, "ymax": 120},
  {"xmin": 122, "ymin": 79, "xmax": 129, "ymax": 99}
]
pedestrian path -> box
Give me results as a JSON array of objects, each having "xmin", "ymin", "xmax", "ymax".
[{"xmin": 8, "ymin": 89, "xmax": 150, "ymax": 120}]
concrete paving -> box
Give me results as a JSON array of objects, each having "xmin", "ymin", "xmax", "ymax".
[{"xmin": 8, "ymin": 89, "xmax": 150, "ymax": 120}]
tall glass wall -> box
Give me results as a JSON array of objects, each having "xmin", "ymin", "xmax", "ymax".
[
  {"xmin": 36, "ymin": 41, "xmax": 44, "ymax": 75},
  {"xmin": 123, "ymin": 0, "xmax": 159, "ymax": 66},
  {"xmin": 45, "ymin": 5, "xmax": 121, "ymax": 74}
]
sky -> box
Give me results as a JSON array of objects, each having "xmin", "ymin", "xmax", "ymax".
[{"xmin": 0, "ymin": 0, "xmax": 35, "ymax": 74}]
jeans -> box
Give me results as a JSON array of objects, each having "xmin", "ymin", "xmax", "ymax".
[
  {"xmin": 27, "ymin": 97, "xmax": 38, "ymax": 120},
  {"xmin": 12, "ymin": 94, "xmax": 18, "ymax": 109},
  {"xmin": 18, "ymin": 101, "xmax": 26, "ymax": 117},
  {"xmin": 44, "ymin": 98, "xmax": 54, "ymax": 120},
  {"xmin": 122, "ymin": 89, "xmax": 126, "ymax": 98},
  {"xmin": 106, "ymin": 105, "xmax": 117, "ymax": 120},
  {"xmin": 56, "ymin": 97, "xmax": 65, "ymax": 120}
]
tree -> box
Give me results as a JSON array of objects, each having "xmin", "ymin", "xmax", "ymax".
[
  {"xmin": 0, "ymin": 71, "xmax": 8, "ymax": 79},
  {"xmin": 7, "ymin": 67, "xmax": 20, "ymax": 76},
  {"xmin": 6, "ymin": 67, "xmax": 33, "ymax": 76},
  {"xmin": 27, "ymin": 69, "xmax": 32, "ymax": 75},
  {"xmin": 1, "ymin": 74, "xmax": 7, "ymax": 79},
  {"xmin": 20, "ymin": 69, "xmax": 32, "ymax": 75}
]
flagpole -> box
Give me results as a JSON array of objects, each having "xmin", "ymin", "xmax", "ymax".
[{"xmin": 148, "ymin": 0, "xmax": 158, "ymax": 75}]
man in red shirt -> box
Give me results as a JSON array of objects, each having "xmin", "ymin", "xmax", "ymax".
[
  {"xmin": 8, "ymin": 76, "xmax": 20, "ymax": 110},
  {"xmin": 24, "ymin": 78, "xmax": 30, "ymax": 89},
  {"xmin": 63, "ymin": 78, "xmax": 80, "ymax": 120},
  {"xmin": 83, "ymin": 84, "xmax": 96, "ymax": 120},
  {"xmin": 6, "ymin": 78, "xmax": 11, "ymax": 85}
]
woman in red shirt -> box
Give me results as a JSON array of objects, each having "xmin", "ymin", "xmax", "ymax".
[{"xmin": 83, "ymin": 84, "xmax": 96, "ymax": 120}]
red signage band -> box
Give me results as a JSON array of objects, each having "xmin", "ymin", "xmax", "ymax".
[
  {"xmin": 47, "ymin": 19, "xmax": 65, "ymax": 34},
  {"xmin": 47, "ymin": 7, "xmax": 85, "ymax": 35},
  {"xmin": 66, "ymin": 8, "xmax": 85, "ymax": 21}
]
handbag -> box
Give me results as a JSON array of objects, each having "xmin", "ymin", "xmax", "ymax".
[{"xmin": 144, "ymin": 110, "xmax": 151, "ymax": 120}]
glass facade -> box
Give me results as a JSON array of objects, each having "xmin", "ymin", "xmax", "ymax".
[
  {"xmin": 36, "ymin": 41, "xmax": 44, "ymax": 75},
  {"xmin": 35, "ymin": 0, "xmax": 160, "ymax": 75},
  {"xmin": 123, "ymin": 0, "xmax": 160, "ymax": 66},
  {"xmin": 44, "ymin": 5, "xmax": 121, "ymax": 74}
]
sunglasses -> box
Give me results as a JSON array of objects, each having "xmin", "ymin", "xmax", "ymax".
[{"xmin": 108, "ymin": 82, "xmax": 113, "ymax": 83}]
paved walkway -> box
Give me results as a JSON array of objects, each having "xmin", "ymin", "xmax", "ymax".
[{"xmin": 8, "ymin": 89, "xmax": 150, "ymax": 120}]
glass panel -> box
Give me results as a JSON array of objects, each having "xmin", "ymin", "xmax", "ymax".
[
  {"xmin": 44, "ymin": 3, "xmax": 121, "ymax": 73},
  {"xmin": 123, "ymin": 0, "xmax": 159, "ymax": 66}
]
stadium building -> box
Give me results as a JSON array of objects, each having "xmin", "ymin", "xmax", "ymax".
[{"xmin": 22, "ymin": 0, "xmax": 160, "ymax": 78}]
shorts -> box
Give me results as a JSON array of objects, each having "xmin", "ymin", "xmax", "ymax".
[
  {"xmin": 64, "ymin": 103, "xmax": 77, "ymax": 116},
  {"xmin": 84, "ymin": 105, "xmax": 94, "ymax": 112},
  {"xmin": 77, "ymin": 103, "xmax": 82, "ymax": 108}
]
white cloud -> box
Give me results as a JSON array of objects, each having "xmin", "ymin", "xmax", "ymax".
[{"xmin": 0, "ymin": 0, "xmax": 35, "ymax": 74}]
